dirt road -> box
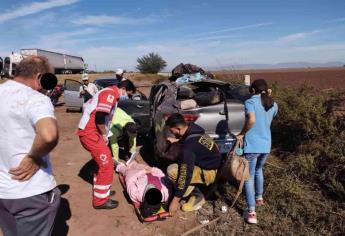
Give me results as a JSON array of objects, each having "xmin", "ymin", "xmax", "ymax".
[{"xmin": 50, "ymin": 105, "xmax": 197, "ymax": 236}]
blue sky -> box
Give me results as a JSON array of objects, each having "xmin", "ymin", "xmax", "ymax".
[{"xmin": 0, "ymin": 0, "xmax": 345, "ymax": 71}]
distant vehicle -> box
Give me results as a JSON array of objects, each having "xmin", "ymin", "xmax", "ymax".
[
  {"xmin": 63, "ymin": 77, "xmax": 151, "ymax": 135},
  {"xmin": 149, "ymin": 80, "xmax": 250, "ymax": 156},
  {"xmin": 1, "ymin": 49, "xmax": 84, "ymax": 78}
]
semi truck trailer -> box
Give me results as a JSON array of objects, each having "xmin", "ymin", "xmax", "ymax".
[{"xmin": 0, "ymin": 49, "xmax": 84, "ymax": 78}]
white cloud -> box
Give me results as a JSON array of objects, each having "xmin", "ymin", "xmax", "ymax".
[
  {"xmin": 0, "ymin": 0, "xmax": 79, "ymax": 23},
  {"xmin": 278, "ymin": 30, "xmax": 320, "ymax": 43},
  {"xmin": 72, "ymin": 15, "xmax": 155, "ymax": 26}
]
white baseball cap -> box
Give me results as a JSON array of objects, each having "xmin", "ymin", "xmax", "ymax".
[
  {"xmin": 81, "ymin": 74, "xmax": 89, "ymax": 81},
  {"xmin": 115, "ymin": 69, "xmax": 124, "ymax": 75}
]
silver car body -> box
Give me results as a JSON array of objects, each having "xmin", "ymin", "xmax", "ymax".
[{"xmin": 150, "ymin": 80, "xmax": 248, "ymax": 155}]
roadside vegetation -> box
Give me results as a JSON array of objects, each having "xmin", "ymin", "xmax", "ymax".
[{"xmin": 196, "ymin": 76, "xmax": 345, "ymax": 235}]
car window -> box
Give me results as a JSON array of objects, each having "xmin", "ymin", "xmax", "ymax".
[
  {"xmin": 95, "ymin": 79, "xmax": 118, "ymax": 88},
  {"xmin": 227, "ymin": 85, "xmax": 252, "ymax": 102},
  {"xmin": 64, "ymin": 79, "xmax": 82, "ymax": 91}
]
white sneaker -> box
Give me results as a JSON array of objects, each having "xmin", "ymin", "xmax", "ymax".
[{"xmin": 243, "ymin": 210, "xmax": 258, "ymax": 224}]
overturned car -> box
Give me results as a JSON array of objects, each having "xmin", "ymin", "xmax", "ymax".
[{"xmin": 149, "ymin": 66, "xmax": 250, "ymax": 161}]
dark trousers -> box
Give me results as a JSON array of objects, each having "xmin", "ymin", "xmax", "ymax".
[{"xmin": 0, "ymin": 187, "xmax": 61, "ymax": 236}]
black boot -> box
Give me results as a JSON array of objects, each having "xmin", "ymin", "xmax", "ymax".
[{"xmin": 93, "ymin": 199, "xmax": 119, "ymax": 210}]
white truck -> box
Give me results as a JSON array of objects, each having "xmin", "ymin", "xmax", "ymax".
[{"xmin": 0, "ymin": 49, "xmax": 85, "ymax": 78}]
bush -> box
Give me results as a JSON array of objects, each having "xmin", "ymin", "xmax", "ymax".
[
  {"xmin": 136, "ymin": 52, "xmax": 167, "ymax": 74},
  {"xmin": 197, "ymin": 84, "xmax": 345, "ymax": 236}
]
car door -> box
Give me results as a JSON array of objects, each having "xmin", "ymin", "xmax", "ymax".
[
  {"xmin": 64, "ymin": 79, "xmax": 83, "ymax": 110},
  {"xmin": 118, "ymin": 96, "xmax": 150, "ymax": 134}
]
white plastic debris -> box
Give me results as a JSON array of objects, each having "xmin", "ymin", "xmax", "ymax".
[
  {"xmin": 200, "ymin": 219, "xmax": 210, "ymax": 225},
  {"xmin": 221, "ymin": 205, "xmax": 228, "ymax": 213}
]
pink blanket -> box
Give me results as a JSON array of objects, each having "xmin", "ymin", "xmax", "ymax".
[{"xmin": 116, "ymin": 161, "xmax": 170, "ymax": 204}]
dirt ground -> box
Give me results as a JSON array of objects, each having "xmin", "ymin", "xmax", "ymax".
[
  {"xmin": 1, "ymin": 67, "xmax": 344, "ymax": 236},
  {"xmin": 49, "ymin": 105, "xmax": 201, "ymax": 236},
  {"xmin": 215, "ymin": 67, "xmax": 345, "ymax": 90}
]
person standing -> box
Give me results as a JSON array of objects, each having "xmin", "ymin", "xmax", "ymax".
[
  {"xmin": 238, "ymin": 79, "xmax": 278, "ymax": 224},
  {"xmin": 165, "ymin": 113, "xmax": 222, "ymax": 216},
  {"xmin": 0, "ymin": 56, "xmax": 60, "ymax": 236},
  {"xmin": 115, "ymin": 68, "xmax": 127, "ymax": 83},
  {"xmin": 77, "ymin": 80, "xmax": 120, "ymax": 209},
  {"xmin": 79, "ymin": 74, "xmax": 98, "ymax": 103}
]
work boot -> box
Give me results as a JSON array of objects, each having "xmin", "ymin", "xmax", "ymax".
[
  {"xmin": 182, "ymin": 187, "xmax": 206, "ymax": 212},
  {"xmin": 93, "ymin": 199, "xmax": 119, "ymax": 210}
]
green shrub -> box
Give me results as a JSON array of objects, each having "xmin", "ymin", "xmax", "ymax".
[{"xmin": 196, "ymin": 82, "xmax": 345, "ymax": 235}]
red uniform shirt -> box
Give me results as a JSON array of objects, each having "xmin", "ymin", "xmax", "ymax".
[{"xmin": 78, "ymin": 86, "xmax": 119, "ymax": 136}]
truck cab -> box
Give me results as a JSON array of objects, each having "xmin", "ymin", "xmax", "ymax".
[{"xmin": 1, "ymin": 53, "xmax": 24, "ymax": 78}]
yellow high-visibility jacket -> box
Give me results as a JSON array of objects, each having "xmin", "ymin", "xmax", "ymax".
[{"xmin": 109, "ymin": 108, "xmax": 136, "ymax": 161}]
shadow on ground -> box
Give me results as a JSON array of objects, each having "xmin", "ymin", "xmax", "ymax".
[
  {"xmin": 52, "ymin": 184, "xmax": 71, "ymax": 236},
  {"xmin": 78, "ymin": 160, "xmax": 97, "ymax": 185}
]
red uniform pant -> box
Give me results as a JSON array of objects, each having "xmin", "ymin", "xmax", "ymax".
[{"xmin": 79, "ymin": 133, "xmax": 114, "ymax": 206}]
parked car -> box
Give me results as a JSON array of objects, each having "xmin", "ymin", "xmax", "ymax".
[
  {"xmin": 149, "ymin": 79, "xmax": 250, "ymax": 158},
  {"xmin": 63, "ymin": 77, "xmax": 151, "ymax": 134}
]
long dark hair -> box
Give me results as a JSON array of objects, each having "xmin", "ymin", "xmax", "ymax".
[{"xmin": 249, "ymin": 79, "xmax": 274, "ymax": 111}]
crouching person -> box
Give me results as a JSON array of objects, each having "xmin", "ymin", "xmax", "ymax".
[
  {"xmin": 109, "ymin": 108, "xmax": 137, "ymax": 163},
  {"xmin": 165, "ymin": 113, "xmax": 222, "ymax": 216}
]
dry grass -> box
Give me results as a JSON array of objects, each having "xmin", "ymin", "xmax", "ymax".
[
  {"xmin": 197, "ymin": 86, "xmax": 345, "ymax": 236},
  {"xmin": 56, "ymin": 73, "xmax": 166, "ymax": 86}
]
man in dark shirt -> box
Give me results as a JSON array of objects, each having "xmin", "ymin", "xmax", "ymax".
[{"xmin": 165, "ymin": 113, "xmax": 222, "ymax": 216}]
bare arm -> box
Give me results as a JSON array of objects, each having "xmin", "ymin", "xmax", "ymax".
[
  {"xmin": 96, "ymin": 124, "xmax": 106, "ymax": 136},
  {"xmin": 29, "ymin": 117, "xmax": 59, "ymax": 159},
  {"xmin": 239, "ymin": 112, "xmax": 256, "ymax": 136}
]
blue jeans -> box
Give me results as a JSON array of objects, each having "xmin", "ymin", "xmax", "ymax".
[{"xmin": 244, "ymin": 153, "xmax": 269, "ymax": 212}]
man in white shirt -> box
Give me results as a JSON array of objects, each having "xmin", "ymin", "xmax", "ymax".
[
  {"xmin": 0, "ymin": 56, "xmax": 60, "ymax": 236},
  {"xmin": 79, "ymin": 74, "xmax": 98, "ymax": 103},
  {"xmin": 115, "ymin": 68, "xmax": 128, "ymax": 83}
]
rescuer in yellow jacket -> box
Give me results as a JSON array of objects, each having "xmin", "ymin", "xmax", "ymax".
[{"xmin": 109, "ymin": 108, "xmax": 138, "ymax": 162}]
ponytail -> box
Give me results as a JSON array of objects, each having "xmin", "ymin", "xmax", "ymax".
[
  {"xmin": 250, "ymin": 79, "xmax": 275, "ymax": 111},
  {"xmin": 260, "ymin": 92, "xmax": 274, "ymax": 111}
]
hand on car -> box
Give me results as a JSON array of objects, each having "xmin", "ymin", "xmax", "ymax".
[{"xmin": 9, "ymin": 155, "xmax": 42, "ymax": 181}]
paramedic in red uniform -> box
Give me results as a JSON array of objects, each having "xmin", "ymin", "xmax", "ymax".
[{"xmin": 77, "ymin": 83, "xmax": 120, "ymax": 209}]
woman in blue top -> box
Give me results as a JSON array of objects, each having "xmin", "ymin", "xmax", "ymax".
[{"xmin": 238, "ymin": 79, "xmax": 278, "ymax": 224}]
